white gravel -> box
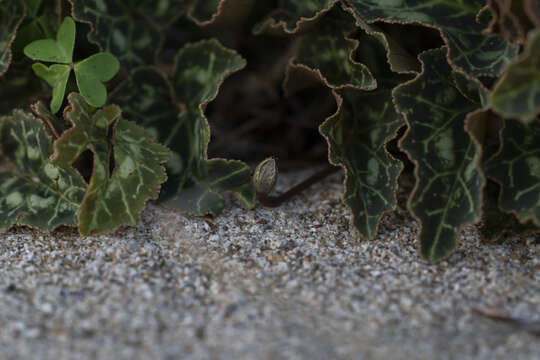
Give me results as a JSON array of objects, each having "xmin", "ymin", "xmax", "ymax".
[{"xmin": 0, "ymin": 169, "xmax": 539, "ymax": 359}]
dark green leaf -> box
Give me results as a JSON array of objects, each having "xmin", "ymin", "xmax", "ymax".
[
  {"xmin": 25, "ymin": 0, "xmax": 43, "ymax": 16},
  {"xmin": 254, "ymin": 0, "xmax": 337, "ymax": 35},
  {"xmin": 80, "ymin": 118, "xmax": 171, "ymax": 235},
  {"xmin": 479, "ymin": 180, "xmax": 539, "ymax": 241},
  {"xmin": 279, "ymin": 0, "xmax": 337, "ymax": 18},
  {"xmin": 291, "ymin": 4, "xmax": 376, "ymax": 90},
  {"xmin": 0, "ymin": 61, "xmax": 48, "ymax": 115},
  {"xmin": 485, "ymin": 116, "xmax": 540, "ymax": 226},
  {"xmin": 11, "ymin": 1, "xmax": 59, "ymax": 61},
  {"xmin": 353, "ymin": 20, "xmax": 421, "ymax": 74},
  {"xmin": 109, "ymin": 67, "xmax": 187, "ymax": 187},
  {"xmin": 167, "ymin": 39, "xmax": 254, "ymax": 212},
  {"xmin": 525, "ymin": 0, "xmax": 540, "ymax": 27},
  {"xmin": 164, "ymin": 159, "xmax": 254, "ymax": 216},
  {"xmin": 52, "ymin": 94, "xmax": 119, "ymax": 168},
  {"xmin": 111, "ymin": 39, "xmax": 254, "ymax": 215},
  {"xmin": 52, "ymin": 93, "xmax": 170, "ymax": 235},
  {"xmin": 0, "ymin": 0, "xmax": 25, "ymax": 75},
  {"xmin": 476, "ymin": 5, "xmax": 494, "ymax": 27},
  {"xmin": 465, "ymin": 109, "xmax": 539, "ymax": 240},
  {"xmin": 172, "ymin": 39, "xmax": 246, "ymax": 110},
  {"xmin": 188, "ymin": 0, "xmax": 221, "ymax": 24},
  {"xmin": 188, "ymin": 0, "xmax": 255, "ymax": 27},
  {"xmin": 346, "ymin": 0, "xmax": 518, "ymax": 77},
  {"xmin": 321, "ymin": 88, "xmax": 403, "ymax": 240},
  {"xmin": 489, "ymin": 30, "xmax": 540, "ymax": 123},
  {"xmin": 0, "ymin": 110, "xmax": 85, "ymax": 231},
  {"xmin": 394, "ymin": 48, "xmax": 484, "ymax": 261},
  {"xmin": 318, "ymin": 27, "xmax": 409, "ymax": 240},
  {"xmin": 31, "ymin": 100, "xmax": 68, "ymax": 138},
  {"xmin": 70, "ymin": 0, "xmax": 189, "ymax": 69},
  {"xmin": 109, "ymin": 67, "xmax": 177, "ymax": 140}
]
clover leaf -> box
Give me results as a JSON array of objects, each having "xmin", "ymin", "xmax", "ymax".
[
  {"xmin": 74, "ymin": 53, "xmax": 120, "ymax": 109},
  {"xmin": 23, "ymin": 16, "xmax": 119, "ymax": 113},
  {"xmin": 31, "ymin": 63, "xmax": 70, "ymax": 113},
  {"xmin": 23, "ymin": 15, "xmax": 75, "ymax": 64}
]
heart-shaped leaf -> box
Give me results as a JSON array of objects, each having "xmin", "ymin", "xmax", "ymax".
[
  {"xmin": 188, "ymin": 0, "xmax": 255, "ymax": 27},
  {"xmin": 346, "ymin": 0, "xmax": 517, "ymax": 77},
  {"xmin": 31, "ymin": 100, "xmax": 69, "ymax": 139},
  {"xmin": 0, "ymin": 110, "xmax": 86, "ymax": 231},
  {"xmin": 288, "ymin": 4, "xmax": 377, "ymax": 90},
  {"xmin": 23, "ymin": 16, "xmax": 75, "ymax": 64},
  {"xmin": 394, "ymin": 48, "xmax": 485, "ymax": 262},
  {"xmin": 254, "ymin": 0, "xmax": 337, "ymax": 35},
  {"xmin": 110, "ymin": 39, "xmax": 254, "ymax": 216},
  {"xmin": 74, "ymin": 52, "xmax": 120, "ymax": 108},
  {"xmin": 31, "ymin": 63, "xmax": 71, "ymax": 113},
  {"xmin": 52, "ymin": 93, "xmax": 171, "ymax": 235},
  {"xmin": 485, "ymin": 116, "xmax": 540, "ymax": 226},
  {"xmin": 70, "ymin": 0, "xmax": 184, "ymax": 70}
]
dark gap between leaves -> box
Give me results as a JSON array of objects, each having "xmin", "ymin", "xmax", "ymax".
[
  {"xmin": 73, "ymin": 149, "xmax": 93, "ymax": 183},
  {"xmin": 205, "ymin": 34, "xmax": 336, "ymax": 170},
  {"xmin": 372, "ymin": 21, "xmax": 445, "ymax": 56}
]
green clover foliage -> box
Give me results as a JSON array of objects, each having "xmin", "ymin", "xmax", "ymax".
[{"xmin": 23, "ymin": 16, "xmax": 119, "ymax": 113}]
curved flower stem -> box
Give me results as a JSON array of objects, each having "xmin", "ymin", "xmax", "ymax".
[{"xmin": 256, "ymin": 164, "xmax": 339, "ymax": 207}]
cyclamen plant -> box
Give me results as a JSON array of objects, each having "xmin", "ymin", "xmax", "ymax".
[{"xmin": 0, "ymin": 0, "xmax": 538, "ymax": 262}]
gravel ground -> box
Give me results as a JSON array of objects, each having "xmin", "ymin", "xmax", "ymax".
[{"xmin": 0, "ymin": 169, "xmax": 539, "ymax": 360}]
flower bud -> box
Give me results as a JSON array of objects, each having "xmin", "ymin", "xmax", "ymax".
[{"xmin": 253, "ymin": 157, "xmax": 277, "ymax": 195}]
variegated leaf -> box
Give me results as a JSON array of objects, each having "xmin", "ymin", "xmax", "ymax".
[
  {"xmin": 485, "ymin": 116, "xmax": 540, "ymax": 226},
  {"xmin": 52, "ymin": 93, "xmax": 171, "ymax": 235},
  {"xmin": 111, "ymin": 39, "xmax": 254, "ymax": 216},
  {"xmin": 110, "ymin": 67, "xmax": 177, "ymax": 141},
  {"xmin": 31, "ymin": 100, "xmax": 68, "ymax": 138},
  {"xmin": 70, "ymin": 0, "xmax": 190, "ymax": 69},
  {"xmin": 351, "ymin": 19, "xmax": 421, "ymax": 74},
  {"xmin": 0, "ymin": 110, "xmax": 85, "ymax": 231},
  {"xmin": 166, "ymin": 39, "xmax": 254, "ymax": 214},
  {"xmin": 254, "ymin": 0, "xmax": 337, "ymax": 35},
  {"xmin": 318, "ymin": 25, "xmax": 410, "ymax": 240},
  {"xmin": 189, "ymin": 0, "xmax": 254, "ymax": 27},
  {"xmin": 483, "ymin": 0, "xmax": 539, "ymax": 44},
  {"xmin": 465, "ymin": 109, "xmax": 539, "ymax": 240},
  {"xmin": 291, "ymin": 4, "xmax": 376, "ymax": 90},
  {"xmin": 489, "ymin": 30, "xmax": 540, "ymax": 123},
  {"xmin": 169, "ymin": 158, "xmax": 253, "ymax": 216},
  {"xmin": 346, "ymin": 0, "xmax": 518, "ymax": 77},
  {"xmin": 480, "ymin": 180, "xmax": 539, "ymax": 241},
  {"xmin": 394, "ymin": 48, "xmax": 484, "ymax": 261},
  {"xmin": 321, "ymin": 88, "xmax": 404, "ymax": 239}
]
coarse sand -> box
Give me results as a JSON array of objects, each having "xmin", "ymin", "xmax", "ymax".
[{"xmin": 0, "ymin": 169, "xmax": 539, "ymax": 359}]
